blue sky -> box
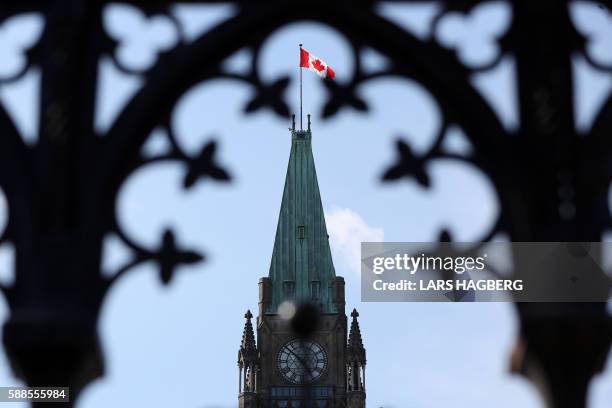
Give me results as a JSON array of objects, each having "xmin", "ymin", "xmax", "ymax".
[{"xmin": 0, "ymin": 2, "xmax": 611, "ymax": 407}]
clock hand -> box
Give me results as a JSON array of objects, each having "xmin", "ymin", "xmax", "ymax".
[{"xmin": 287, "ymin": 347, "xmax": 311, "ymax": 372}]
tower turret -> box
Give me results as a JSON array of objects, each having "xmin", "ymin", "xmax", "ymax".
[
  {"xmin": 347, "ymin": 309, "xmax": 366, "ymax": 408},
  {"xmin": 238, "ymin": 310, "xmax": 258, "ymax": 408}
]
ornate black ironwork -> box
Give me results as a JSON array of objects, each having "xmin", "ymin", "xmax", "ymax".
[{"xmin": 0, "ymin": 1, "xmax": 610, "ymax": 407}]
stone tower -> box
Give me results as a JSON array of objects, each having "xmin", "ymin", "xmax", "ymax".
[{"xmin": 237, "ymin": 119, "xmax": 366, "ymax": 408}]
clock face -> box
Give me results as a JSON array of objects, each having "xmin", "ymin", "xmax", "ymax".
[{"xmin": 277, "ymin": 339, "xmax": 327, "ymax": 384}]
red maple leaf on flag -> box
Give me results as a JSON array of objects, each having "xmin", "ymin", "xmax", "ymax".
[{"xmin": 311, "ymin": 59, "xmax": 325, "ymax": 72}]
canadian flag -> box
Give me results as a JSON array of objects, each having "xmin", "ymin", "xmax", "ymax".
[{"xmin": 300, "ymin": 47, "xmax": 335, "ymax": 79}]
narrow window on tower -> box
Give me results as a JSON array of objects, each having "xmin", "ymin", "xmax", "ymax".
[
  {"xmin": 283, "ymin": 281, "xmax": 295, "ymax": 299},
  {"xmin": 297, "ymin": 225, "xmax": 305, "ymax": 239},
  {"xmin": 310, "ymin": 281, "xmax": 320, "ymax": 300}
]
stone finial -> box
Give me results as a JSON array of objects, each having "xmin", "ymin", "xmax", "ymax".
[{"xmin": 240, "ymin": 309, "xmax": 257, "ymax": 357}]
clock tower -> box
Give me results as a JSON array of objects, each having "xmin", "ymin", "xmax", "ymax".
[{"xmin": 237, "ymin": 119, "xmax": 366, "ymax": 408}]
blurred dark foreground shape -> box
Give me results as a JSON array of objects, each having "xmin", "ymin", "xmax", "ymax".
[{"xmin": 0, "ymin": 1, "xmax": 610, "ymax": 407}]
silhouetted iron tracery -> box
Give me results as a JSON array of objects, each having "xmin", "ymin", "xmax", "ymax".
[{"xmin": 0, "ymin": 1, "xmax": 609, "ymax": 407}]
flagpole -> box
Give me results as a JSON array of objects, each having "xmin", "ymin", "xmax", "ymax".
[{"xmin": 299, "ymin": 43, "xmax": 303, "ymax": 130}]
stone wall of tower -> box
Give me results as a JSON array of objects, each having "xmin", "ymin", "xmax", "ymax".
[
  {"xmin": 239, "ymin": 392, "xmax": 257, "ymax": 408},
  {"xmin": 258, "ymin": 277, "xmax": 271, "ymax": 317},
  {"xmin": 347, "ymin": 391, "xmax": 366, "ymax": 408},
  {"xmin": 332, "ymin": 277, "xmax": 346, "ymax": 315}
]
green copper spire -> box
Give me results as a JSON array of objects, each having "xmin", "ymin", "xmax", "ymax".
[{"xmin": 267, "ymin": 127, "xmax": 336, "ymax": 313}]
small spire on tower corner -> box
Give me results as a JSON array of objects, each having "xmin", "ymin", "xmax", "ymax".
[{"xmin": 307, "ymin": 114, "xmax": 311, "ymax": 131}]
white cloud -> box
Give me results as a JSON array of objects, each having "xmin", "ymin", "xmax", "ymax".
[{"xmin": 325, "ymin": 206, "xmax": 384, "ymax": 274}]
